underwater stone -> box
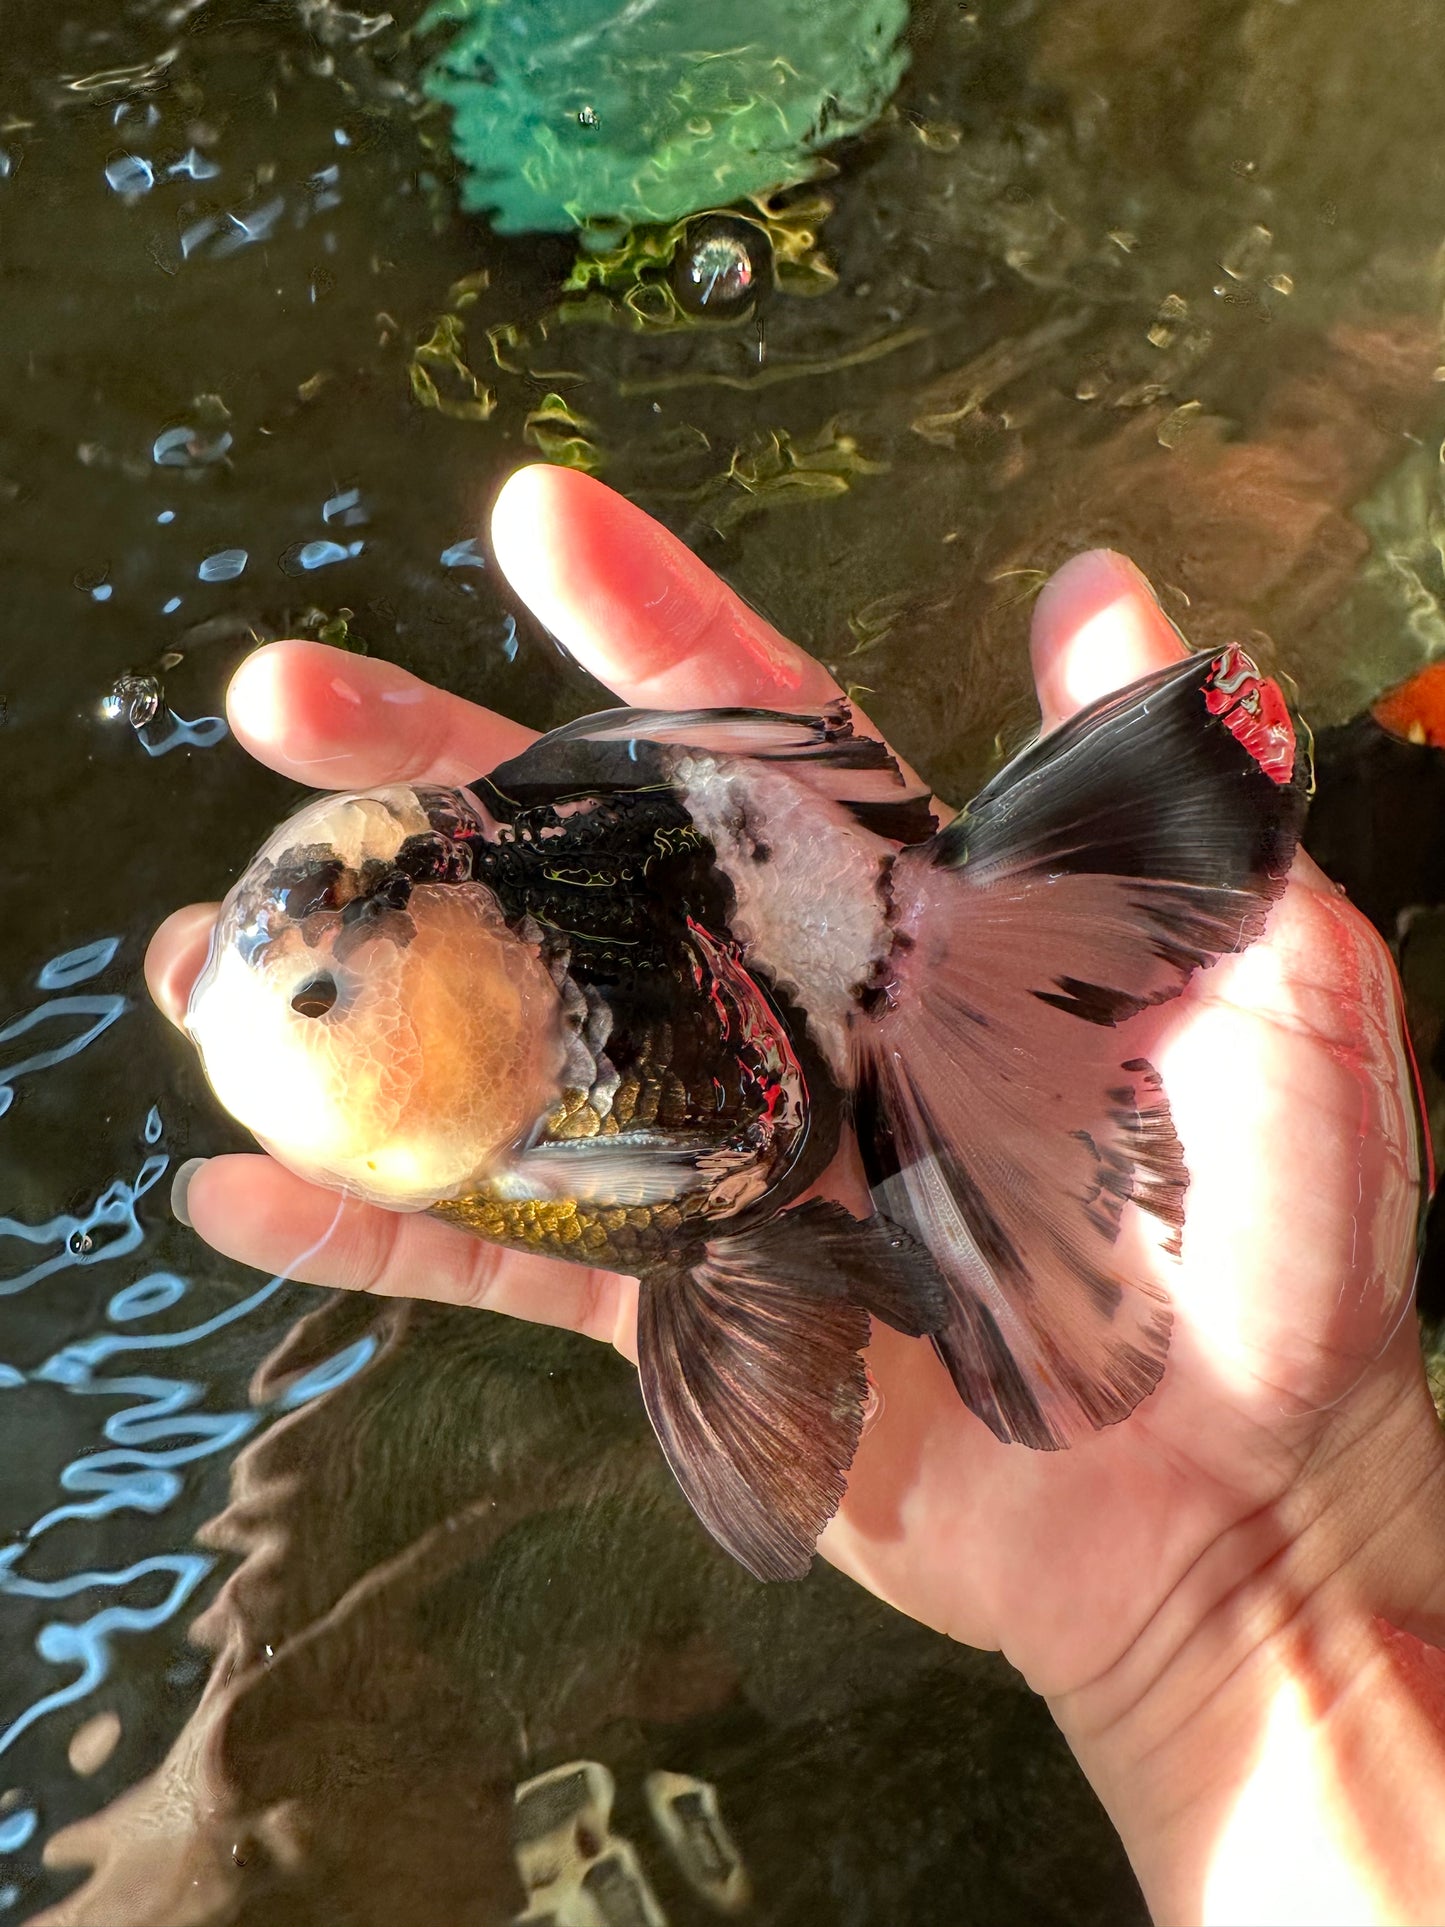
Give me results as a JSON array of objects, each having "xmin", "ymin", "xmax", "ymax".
[{"xmin": 417, "ymin": 0, "xmax": 910, "ymax": 236}]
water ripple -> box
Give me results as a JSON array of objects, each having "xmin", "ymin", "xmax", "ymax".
[
  {"xmin": 0, "ymin": 938, "xmax": 125, "ymax": 1118},
  {"xmin": 0, "ymin": 1556, "xmax": 212, "ymax": 1759}
]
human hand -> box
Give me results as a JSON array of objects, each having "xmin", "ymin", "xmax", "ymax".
[{"xmin": 149, "ymin": 466, "xmax": 1445, "ymax": 1917}]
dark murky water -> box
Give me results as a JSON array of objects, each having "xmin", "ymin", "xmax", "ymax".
[{"xmin": 5, "ymin": 0, "xmax": 1445, "ymax": 1919}]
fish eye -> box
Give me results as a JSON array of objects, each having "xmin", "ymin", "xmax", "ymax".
[{"xmin": 290, "ymin": 973, "xmax": 339, "ymax": 1019}]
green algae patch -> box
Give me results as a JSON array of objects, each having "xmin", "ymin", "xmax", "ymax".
[
  {"xmin": 416, "ymin": 0, "xmax": 911, "ymax": 237},
  {"xmin": 559, "ymin": 187, "xmax": 837, "ymax": 330}
]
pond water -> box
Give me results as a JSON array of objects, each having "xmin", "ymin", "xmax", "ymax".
[{"xmin": 4, "ymin": 0, "xmax": 1445, "ymax": 1920}]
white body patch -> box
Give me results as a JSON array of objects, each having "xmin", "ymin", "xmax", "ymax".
[{"xmin": 675, "ymin": 754, "xmax": 894, "ymax": 1072}]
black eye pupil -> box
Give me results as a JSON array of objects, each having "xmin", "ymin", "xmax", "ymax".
[{"xmin": 291, "ymin": 974, "xmax": 338, "ymax": 1019}]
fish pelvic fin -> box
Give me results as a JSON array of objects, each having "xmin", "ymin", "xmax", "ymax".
[
  {"xmin": 853, "ymin": 645, "xmax": 1308, "ymax": 1450},
  {"xmin": 638, "ymin": 1201, "xmax": 945, "ymax": 1583}
]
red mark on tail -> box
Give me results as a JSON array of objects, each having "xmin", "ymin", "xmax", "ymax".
[{"xmin": 1203, "ymin": 644, "xmax": 1296, "ymax": 785}]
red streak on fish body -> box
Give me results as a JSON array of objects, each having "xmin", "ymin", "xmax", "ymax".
[
  {"xmin": 685, "ymin": 917, "xmax": 805, "ymax": 1134},
  {"xmin": 1204, "ymin": 643, "xmax": 1296, "ymax": 786}
]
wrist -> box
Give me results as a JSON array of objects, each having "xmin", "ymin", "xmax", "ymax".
[{"xmin": 1050, "ymin": 1351, "xmax": 1445, "ymax": 1924}]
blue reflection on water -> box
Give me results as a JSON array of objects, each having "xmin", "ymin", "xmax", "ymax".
[
  {"xmin": 0, "ymin": 1557, "xmax": 212, "ymax": 1759},
  {"xmin": 37, "ymin": 939, "xmax": 120, "ymax": 991},
  {"xmin": 152, "ymin": 425, "xmax": 232, "ymax": 467},
  {"xmin": 323, "ymin": 486, "xmax": 366, "ymax": 526},
  {"xmin": 103, "ymin": 153, "xmax": 154, "ymax": 196},
  {"xmin": 197, "ymin": 548, "xmax": 248, "ymax": 583},
  {"xmin": 0, "ymin": 1809, "xmax": 37, "ymax": 1853},
  {"xmin": 289, "ymin": 538, "xmax": 358, "ymax": 571},
  {"xmin": 168, "ymin": 148, "xmax": 220, "ymax": 183},
  {"xmin": 0, "ymin": 1150, "xmax": 167, "ymax": 1296},
  {"xmin": 138, "ymin": 710, "xmax": 229, "ymax": 757},
  {"xmin": 0, "ymin": 935, "xmax": 371, "ymax": 1865},
  {"xmin": 278, "ymin": 1333, "xmax": 377, "ymax": 1409},
  {"xmin": 210, "ymin": 195, "xmax": 285, "ymax": 257},
  {"xmin": 0, "ymin": 939, "xmax": 125, "ymax": 1118}
]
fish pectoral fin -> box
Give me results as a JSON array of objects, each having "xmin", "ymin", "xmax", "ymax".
[
  {"xmin": 639, "ymin": 1208, "xmax": 912, "ymax": 1582},
  {"xmin": 504, "ymin": 1135, "xmax": 710, "ymax": 1206}
]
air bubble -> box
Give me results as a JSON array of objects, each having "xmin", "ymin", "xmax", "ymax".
[
  {"xmin": 672, "ymin": 217, "xmax": 767, "ymax": 318},
  {"xmin": 101, "ymin": 674, "xmax": 162, "ymax": 728}
]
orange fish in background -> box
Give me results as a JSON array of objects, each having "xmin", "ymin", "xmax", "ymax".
[{"xmin": 1373, "ymin": 661, "xmax": 1445, "ymax": 748}]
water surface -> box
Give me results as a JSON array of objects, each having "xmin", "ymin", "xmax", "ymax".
[{"xmin": 4, "ymin": 0, "xmax": 1445, "ymax": 1919}]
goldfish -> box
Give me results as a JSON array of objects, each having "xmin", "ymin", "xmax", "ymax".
[{"xmin": 186, "ymin": 642, "xmax": 1305, "ymax": 1580}]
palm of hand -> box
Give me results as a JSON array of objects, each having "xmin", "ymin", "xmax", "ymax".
[
  {"xmin": 147, "ymin": 467, "xmax": 1425, "ymax": 1695},
  {"xmin": 834, "ymin": 859, "xmax": 1421, "ymax": 1689}
]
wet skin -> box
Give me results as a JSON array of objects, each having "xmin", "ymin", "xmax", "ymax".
[{"xmin": 148, "ymin": 465, "xmax": 1445, "ymax": 1912}]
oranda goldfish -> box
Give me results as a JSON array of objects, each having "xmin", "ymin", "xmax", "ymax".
[{"xmin": 186, "ymin": 643, "xmax": 1304, "ymax": 1580}]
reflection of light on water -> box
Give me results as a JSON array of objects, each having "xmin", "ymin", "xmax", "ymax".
[
  {"xmin": 0, "ymin": 939, "xmax": 378, "ymax": 1872},
  {"xmin": 0, "ymin": 939, "xmax": 126, "ymax": 1120},
  {"xmin": 98, "ymin": 680, "xmax": 229, "ymax": 757},
  {"xmin": 0, "ymin": 1556, "xmax": 213, "ymax": 1761},
  {"xmin": 139, "ymin": 711, "xmax": 228, "ymax": 756},
  {"xmin": 0, "ymin": 1147, "xmax": 166, "ymax": 1295},
  {"xmin": 277, "ymin": 1334, "xmax": 378, "ymax": 1409}
]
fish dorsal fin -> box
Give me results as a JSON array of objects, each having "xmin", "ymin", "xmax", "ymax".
[
  {"xmin": 855, "ymin": 646, "xmax": 1308, "ymax": 1450},
  {"xmin": 484, "ymin": 699, "xmax": 937, "ymax": 845}
]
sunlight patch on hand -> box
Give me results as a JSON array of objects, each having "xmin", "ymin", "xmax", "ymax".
[
  {"xmin": 1059, "ymin": 594, "xmax": 1172, "ymax": 714},
  {"xmin": 1203, "ymin": 1675, "xmax": 1380, "ymax": 1926}
]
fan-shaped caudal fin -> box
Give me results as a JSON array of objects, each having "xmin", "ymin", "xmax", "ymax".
[
  {"xmin": 637, "ymin": 1202, "xmax": 946, "ymax": 1581},
  {"xmin": 855, "ymin": 646, "xmax": 1308, "ymax": 1450}
]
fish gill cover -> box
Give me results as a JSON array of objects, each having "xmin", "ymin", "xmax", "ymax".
[{"xmin": 415, "ymin": 0, "xmax": 912, "ymax": 237}]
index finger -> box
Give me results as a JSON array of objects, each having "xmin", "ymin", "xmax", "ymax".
[{"xmin": 223, "ymin": 639, "xmax": 536, "ymax": 791}]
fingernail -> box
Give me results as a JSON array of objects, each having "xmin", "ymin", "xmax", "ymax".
[
  {"xmin": 1100, "ymin": 550, "xmax": 1162, "ymax": 602},
  {"xmin": 1059, "ymin": 548, "xmax": 1159, "ymax": 606},
  {"xmin": 171, "ymin": 1157, "xmax": 207, "ymax": 1229}
]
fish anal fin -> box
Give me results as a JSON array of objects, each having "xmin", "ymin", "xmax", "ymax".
[
  {"xmin": 713, "ymin": 1198, "xmax": 948, "ymax": 1338},
  {"xmin": 639, "ymin": 1202, "xmax": 937, "ymax": 1581}
]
